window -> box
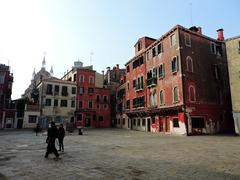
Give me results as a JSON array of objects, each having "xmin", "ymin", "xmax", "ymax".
[
  {"xmin": 127, "ymin": 82, "xmax": 129, "ymax": 90},
  {"xmin": 170, "ymin": 33, "xmax": 176, "ymax": 47},
  {"xmin": 88, "ymin": 101, "xmax": 93, "ymax": 108},
  {"xmin": 99, "ymin": 116, "xmax": 103, "ymax": 121},
  {"xmin": 45, "ymin": 99, "xmax": 51, "ymax": 106},
  {"xmin": 60, "ymin": 100, "xmax": 68, "ymax": 107},
  {"xmin": 132, "ymin": 56, "xmax": 144, "ymax": 69},
  {"xmin": 54, "ymin": 99, "xmax": 58, "ymax": 107},
  {"xmin": 152, "ymin": 47, "xmax": 156, "ymax": 57},
  {"xmin": 173, "ymin": 118, "xmax": 180, "ymax": 127},
  {"xmin": 79, "ymin": 87, "xmax": 84, "ymax": 94},
  {"xmin": 137, "ymin": 42, "xmax": 141, "ymax": 51},
  {"xmin": 97, "ymin": 104, "xmax": 100, "ymax": 109},
  {"xmin": 146, "ymin": 51, "xmax": 149, "ymax": 60},
  {"xmin": 104, "ymin": 104, "xmax": 108, "ymax": 110},
  {"xmin": 104, "ymin": 96, "xmax": 108, "ymax": 103},
  {"xmin": 133, "ymin": 79, "xmax": 136, "ymax": 88},
  {"xmin": 238, "ymin": 41, "xmax": 240, "ymax": 53},
  {"xmin": 62, "ymin": 86, "xmax": 68, "ymax": 96},
  {"xmin": 79, "ymin": 101, "xmax": 83, "ymax": 108},
  {"xmin": 79, "ymin": 75, "xmax": 84, "ymax": 83},
  {"xmin": 72, "ymin": 87, "xmax": 76, "ymax": 94},
  {"xmin": 142, "ymin": 119, "xmax": 145, "ymax": 126},
  {"xmin": 46, "ymin": 84, "xmax": 53, "ymax": 95},
  {"xmin": 28, "ymin": 115, "xmax": 37, "ymax": 123},
  {"xmin": 186, "ymin": 56, "xmax": 193, "ymax": 72},
  {"xmin": 189, "ymin": 86, "xmax": 196, "ymax": 102},
  {"xmin": 133, "ymin": 119, "xmax": 136, "ymax": 125},
  {"xmin": 73, "ymin": 74, "xmax": 77, "ymax": 82},
  {"xmin": 123, "ymin": 118, "xmax": 125, "ymax": 125},
  {"xmin": 127, "ymin": 65, "xmax": 130, "ymax": 73},
  {"xmin": 157, "ymin": 43, "xmax": 163, "ymax": 54},
  {"xmin": 71, "ymin": 100, "xmax": 75, "ymax": 108},
  {"xmin": 173, "ymin": 87, "xmax": 179, "ymax": 103},
  {"xmin": 77, "ymin": 114, "xmax": 82, "ymax": 121},
  {"xmin": 158, "ymin": 64, "xmax": 165, "ymax": 78},
  {"xmin": 96, "ymin": 95, "xmax": 100, "ymax": 102},
  {"xmin": 210, "ymin": 43, "xmax": 216, "ymax": 54},
  {"xmin": 54, "ymin": 85, "xmax": 59, "ymax": 95},
  {"xmin": 216, "ymin": 45, "xmax": 223, "ymax": 56},
  {"xmin": 126, "ymin": 100, "xmax": 130, "ymax": 109},
  {"xmin": 88, "ymin": 88, "xmax": 94, "ymax": 94},
  {"xmin": 93, "ymin": 114, "xmax": 96, "ymax": 121},
  {"xmin": 213, "ymin": 65, "xmax": 221, "ymax": 80},
  {"xmin": 89, "ymin": 76, "xmax": 94, "ymax": 84},
  {"xmin": 185, "ymin": 33, "xmax": 191, "ymax": 47},
  {"xmin": 171, "ymin": 56, "xmax": 179, "ymax": 73},
  {"xmin": 140, "ymin": 76, "xmax": 144, "ymax": 89},
  {"xmin": 160, "ymin": 90, "xmax": 164, "ymax": 105}
]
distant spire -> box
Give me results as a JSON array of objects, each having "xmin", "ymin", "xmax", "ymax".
[
  {"xmin": 50, "ymin": 65, "xmax": 54, "ymax": 76},
  {"xmin": 42, "ymin": 52, "xmax": 46, "ymax": 70},
  {"xmin": 32, "ymin": 68, "xmax": 36, "ymax": 80}
]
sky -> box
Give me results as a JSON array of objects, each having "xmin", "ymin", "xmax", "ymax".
[{"xmin": 0, "ymin": 0, "xmax": 239, "ymax": 99}]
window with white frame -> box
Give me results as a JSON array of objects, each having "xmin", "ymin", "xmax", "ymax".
[
  {"xmin": 79, "ymin": 87, "xmax": 84, "ymax": 94},
  {"xmin": 160, "ymin": 90, "xmax": 165, "ymax": 105},
  {"xmin": 88, "ymin": 100, "xmax": 93, "ymax": 109},
  {"xmin": 79, "ymin": 75, "xmax": 84, "ymax": 83},
  {"xmin": 185, "ymin": 33, "xmax": 191, "ymax": 47},
  {"xmin": 157, "ymin": 43, "xmax": 163, "ymax": 54},
  {"xmin": 189, "ymin": 86, "xmax": 196, "ymax": 102},
  {"xmin": 170, "ymin": 33, "xmax": 176, "ymax": 47},
  {"xmin": 28, "ymin": 115, "xmax": 37, "ymax": 123},
  {"xmin": 45, "ymin": 99, "xmax": 51, "ymax": 106},
  {"xmin": 60, "ymin": 100, "xmax": 68, "ymax": 107},
  {"xmin": 146, "ymin": 51, "xmax": 149, "ymax": 60},
  {"xmin": 186, "ymin": 56, "xmax": 193, "ymax": 72},
  {"xmin": 158, "ymin": 64, "xmax": 165, "ymax": 78},
  {"xmin": 89, "ymin": 76, "xmax": 94, "ymax": 84},
  {"xmin": 152, "ymin": 47, "xmax": 156, "ymax": 58},
  {"xmin": 171, "ymin": 56, "xmax": 179, "ymax": 73},
  {"xmin": 173, "ymin": 87, "xmax": 179, "ymax": 103}
]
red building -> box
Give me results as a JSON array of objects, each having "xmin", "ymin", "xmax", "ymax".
[
  {"xmin": 124, "ymin": 25, "xmax": 233, "ymax": 135},
  {"xmin": 0, "ymin": 64, "xmax": 16, "ymax": 129},
  {"xmin": 62, "ymin": 61, "xmax": 111, "ymax": 128}
]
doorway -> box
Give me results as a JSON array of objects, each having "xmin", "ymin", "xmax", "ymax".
[
  {"xmin": 85, "ymin": 117, "xmax": 91, "ymax": 127},
  {"xmin": 147, "ymin": 118, "xmax": 151, "ymax": 132}
]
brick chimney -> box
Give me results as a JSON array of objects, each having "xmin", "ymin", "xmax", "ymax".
[{"xmin": 217, "ymin": 28, "xmax": 224, "ymax": 41}]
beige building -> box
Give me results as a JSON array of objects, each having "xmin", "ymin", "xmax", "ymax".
[
  {"xmin": 36, "ymin": 77, "xmax": 77, "ymax": 128},
  {"xmin": 226, "ymin": 36, "xmax": 240, "ymax": 134}
]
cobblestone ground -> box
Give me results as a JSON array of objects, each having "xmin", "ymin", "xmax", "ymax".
[{"xmin": 0, "ymin": 129, "xmax": 240, "ymax": 180}]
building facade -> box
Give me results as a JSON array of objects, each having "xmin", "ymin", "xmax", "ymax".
[
  {"xmin": 123, "ymin": 25, "xmax": 233, "ymax": 135},
  {"xmin": 62, "ymin": 61, "xmax": 111, "ymax": 128},
  {"xmin": 0, "ymin": 64, "xmax": 16, "ymax": 129},
  {"xmin": 24, "ymin": 77, "xmax": 77, "ymax": 129},
  {"xmin": 226, "ymin": 36, "xmax": 240, "ymax": 134}
]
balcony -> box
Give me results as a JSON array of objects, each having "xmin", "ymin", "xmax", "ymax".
[{"xmin": 147, "ymin": 77, "xmax": 157, "ymax": 87}]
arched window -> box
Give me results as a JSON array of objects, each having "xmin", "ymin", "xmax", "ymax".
[
  {"xmin": 160, "ymin": 90, "xmax": 165, "ymax": 105},
  {"xmin": 173, "ymin": 87, "xmax": 179, "ymax": 103},
  {"xmin": 189, "ymin": 86, "xmax": 196, "ymax": 102},
  {"xmin": 186, "ymin": 56, "xmax": 193, "ymax": 72}
]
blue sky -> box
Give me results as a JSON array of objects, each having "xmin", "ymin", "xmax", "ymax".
[{"xmin": 0, "ymin": 0, "xmax": 239, "ymax": 99}]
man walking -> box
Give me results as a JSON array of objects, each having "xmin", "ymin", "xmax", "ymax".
[
  {"xmin": 58, "ymin": 124, "xmax": 65, "ymax": 152},
  {"xmin": 45, "ymin": 122, "xmax": 60, "ymax": 159}
]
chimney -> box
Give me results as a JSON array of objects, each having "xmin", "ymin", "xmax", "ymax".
[
  {"xmin": 217, "ymin": 29, "xmax": 224, "ymax": 41},
  {"xmin": 197, "ymin": 27, "xmax": 202, "ymax": 35},
  {"xmin": 116, "ymin": 64, "xmax": 119, "ymax": 70}
]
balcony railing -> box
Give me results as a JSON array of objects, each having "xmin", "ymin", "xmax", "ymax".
[{"xmin": 147, "ymin": 77, "xmax": 157, "ymax": 87}]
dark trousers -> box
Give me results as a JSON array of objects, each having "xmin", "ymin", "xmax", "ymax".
[
  {"xmin": 58, "ymin": 137, "xmax": 64, "ymax": 151},
  {"xmin": 45, "ymin": 139, "xmax": 59, "ymax": 158}
]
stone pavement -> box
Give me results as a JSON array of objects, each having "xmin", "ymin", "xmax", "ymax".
[{"xmin": 0, "ymin": 129, "xmax": 240, "ymax": 180}]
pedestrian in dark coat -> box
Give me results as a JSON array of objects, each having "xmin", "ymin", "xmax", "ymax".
[
  {"xmin": 58, "ymin": 124, "xmax": 65, "ymax": 152},
  {"xmin": 44, "ymin": 122, "xmax": 60, "ymax": 159},
  {"xmin": 35, "ymin": 123, "xmax": 41, "ymax": 136}
]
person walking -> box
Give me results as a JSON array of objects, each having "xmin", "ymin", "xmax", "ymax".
[
  {"xmin": 45, "ymin": 122, "xmax": 60, "ymax": 159},
  {"xmin": 58, "ymin": 124, "xmax": 65, "ymax": 152},
  {"xmin": 35, "ymin": 123, "xmax": 41, "ymax": 136}
]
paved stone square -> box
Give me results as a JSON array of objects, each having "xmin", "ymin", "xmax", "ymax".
[{"xmin": 0, "ymin": 129, "xmax": 240, "ymax": 180}]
